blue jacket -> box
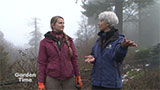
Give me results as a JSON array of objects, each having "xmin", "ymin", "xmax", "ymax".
[{"xmin": 91, "ymin": 30, "xmax": 128, "ymax": 88}]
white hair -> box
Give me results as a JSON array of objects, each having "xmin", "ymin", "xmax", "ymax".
[{"xmin": 98, "ymin": 11, "xmax": 119, "ymax": 27}]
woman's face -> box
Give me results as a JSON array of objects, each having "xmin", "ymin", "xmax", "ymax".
[
  {"xmin": 52, "ymin": 18, "xmax": 64, "ymax": 32},
  {"xmin": 98, "ymin": 20, "xmax": 109, "ymax": 32}
]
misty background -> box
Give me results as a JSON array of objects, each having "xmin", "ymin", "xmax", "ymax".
[
  {"xmin": 0, "ymin": 0, "xmax": 82, "ymax": 47},
  {"xmin": 0, "ymin": 0, "xmax": 160, "ymax": 90}
]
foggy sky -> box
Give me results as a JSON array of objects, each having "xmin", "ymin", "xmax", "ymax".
[{"xmin": 0, "ymin": 0, "xmax": 83, "ymax": 47}]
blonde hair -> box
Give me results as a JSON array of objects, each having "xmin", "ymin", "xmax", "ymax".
[{"xmin": 64, "ymin": 33, "xmax": 73, "ymax": 58}]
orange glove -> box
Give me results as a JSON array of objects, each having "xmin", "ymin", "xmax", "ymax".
[
  {"xmin": 38, "ymin": 82, "xmax": 45, "ymax": 90},
  {"xmin": 75, "ymin": 76, "xmax": 83, "ymax": 89}
]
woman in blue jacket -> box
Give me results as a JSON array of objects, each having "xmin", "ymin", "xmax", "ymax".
[{"xmin": 85, "ymin": 11, "xmax": 137, "ymax": 90}]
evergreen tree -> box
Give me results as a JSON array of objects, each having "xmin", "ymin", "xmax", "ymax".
[
  {"xmin": 28, "ymin": 17, "xmax": 42, "ymax": 57},
  {"xmin": 81, "ymin": 0, "xmax": 154, "ymax": 33}
]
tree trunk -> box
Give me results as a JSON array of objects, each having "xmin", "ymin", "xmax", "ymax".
[
  {"xmin": 138, "ymin": 2, "xmax": 143, "ymax": 46},
  {"xmin": 115, "ymin": 0, "xmax": 124, "ymax": 33},
  {"xmin": 34, "ymin": 18, "xmax": 38, "ymax": 56}
]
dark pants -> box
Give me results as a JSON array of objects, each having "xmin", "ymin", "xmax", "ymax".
[{"xmin": 92, "ymin": 85, "xmax": 122, "ymax": 90}]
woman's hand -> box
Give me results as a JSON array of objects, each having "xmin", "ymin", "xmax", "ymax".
[
  {"xmin": 85, "ymin": 55, "xmax": 95, "ymax": 63},
  {"xmin": 121, "ymin": 37, "xmax": 138, "ymax": 48},
  {"xmin": 38, "ymin": 82, "xmax": 45, "ymax": 90}
]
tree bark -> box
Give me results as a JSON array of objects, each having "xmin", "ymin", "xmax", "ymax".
[{"xmin": 115, "ymin": 0, "xmax": 124, "ymax": 33}]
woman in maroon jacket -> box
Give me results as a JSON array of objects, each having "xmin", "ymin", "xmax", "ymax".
[{"xmin": 38, "ymin": 16, "xmax": 82, "ymax": 90}]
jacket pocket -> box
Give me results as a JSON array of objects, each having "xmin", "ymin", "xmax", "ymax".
[
  {"xmin": 47, "ymin": 61, "xmax": 60, "ymax": 77},
  {"xmin": 63, "ymin": 61, "xmax": 74, "ymax": 78}
]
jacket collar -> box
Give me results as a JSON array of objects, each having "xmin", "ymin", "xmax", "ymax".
[
  {"xmin": 44, "ymin": 31, "xmax": 60, "ymax": 43},
  {"xmin": 98, "ymin": 28, "xmax": 119, "ymax": 51},
  {"xmin": 44, "ymin": 31, "xmax": 73, "ymax": 43},
  {"xmin": 98, "ymin": 27, "xmax": 119, "ymax": 42},
  {"xmin": 108, "ymin": 29, "xmax": 119, "ymax": 42}
]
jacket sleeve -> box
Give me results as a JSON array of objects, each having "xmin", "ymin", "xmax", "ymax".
[
  {"xmin": 114, "ymin": 36, "xmax": 128, "ymax": 63},
  {"xmin": 38, "ymin": 40, "xmax": 48, "ymax": 83},
  {"xmin": 91, "ymin": 45, "xmax": 95, "ymax": 57},
  {"xmin": 90, "ymin": 44, "xmax": 96, "ymax": 64},
  {"xmin": 70, "ymin": 40, "xmax": 80, "ymax": 76},
  {"xmin": 90, "ymin": 39, "xmax": 99, "ymax": 64}
]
